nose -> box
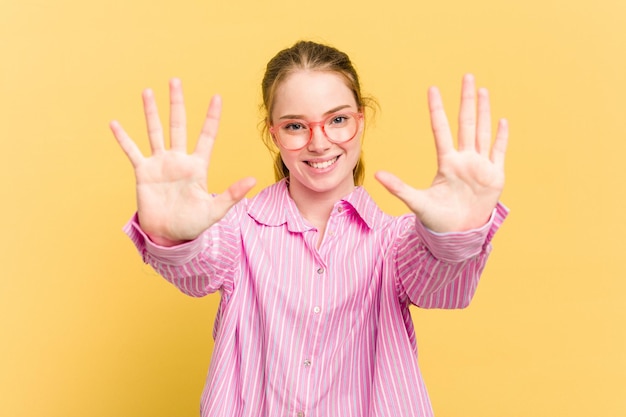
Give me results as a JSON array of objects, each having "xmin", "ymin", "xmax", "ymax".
[{"xmin": 307, "ymin": 125, "xmax": 331, "ymax": 152}]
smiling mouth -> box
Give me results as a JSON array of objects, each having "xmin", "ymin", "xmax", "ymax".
[{"xmin": 307, "ymin": 156, "xmax": 339, "ymax": 169}]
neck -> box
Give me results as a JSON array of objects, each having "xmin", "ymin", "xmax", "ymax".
[{"xmin": 287, "ymin": 179, "xmax": 355, "ymax": 230}]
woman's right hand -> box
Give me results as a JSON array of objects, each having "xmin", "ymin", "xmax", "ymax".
[{"xmin": 110, "ymin": 78, "xmax": 256, "ymax": 246}]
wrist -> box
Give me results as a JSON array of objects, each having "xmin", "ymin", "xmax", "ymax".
[{"xmin": 146, "ymin": 233, "xmax": 188, "ymax": 247}]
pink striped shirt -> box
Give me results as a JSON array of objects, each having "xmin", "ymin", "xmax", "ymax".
[{"xmin": 125, "ymin": 179, "xmax": 508, "ymax": 417}]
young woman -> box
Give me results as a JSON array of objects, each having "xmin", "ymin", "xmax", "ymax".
[{"xmin": 110, "ymin": 41, "xmax": 509, "ymax": 417}]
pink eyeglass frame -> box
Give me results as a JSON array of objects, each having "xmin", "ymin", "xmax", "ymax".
[{"xmin": 269, "ymin": 111, "xmax": 364, "ymax": 151}]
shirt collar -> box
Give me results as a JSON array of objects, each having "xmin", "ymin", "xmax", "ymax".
[
  {"xmin": 247, "ymin": 179, "xmax": 382, "ymax": 232},
  {"xmin": 340, "ymin": 185, "xmax": 380, "ymax": 230}
]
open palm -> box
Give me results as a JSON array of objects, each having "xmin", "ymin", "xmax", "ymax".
[
  {"xmin": 110, "ymin": 79, "xmax": 255, "ymax": 246},
  {"xmin": 376, "ymin": 74, "xmax": 508, "ymax": 233}
]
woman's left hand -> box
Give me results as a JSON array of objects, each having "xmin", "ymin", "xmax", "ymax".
[{"xmin": 375, "ymin": 74, "xmax": 508, "ymax": 233}]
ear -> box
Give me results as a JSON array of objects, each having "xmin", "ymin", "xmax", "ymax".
[
  {"xmin": 358, "ymin": 109, "xmax": 366, "ymax": 133},
  {"xmin": 266, "ymin": 118, "xmax": 279, "ymax": 145}
]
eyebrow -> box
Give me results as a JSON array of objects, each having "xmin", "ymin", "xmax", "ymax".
[{"xmin": 278, "ymin": 104, "xmax": 354, "ymax": 121}]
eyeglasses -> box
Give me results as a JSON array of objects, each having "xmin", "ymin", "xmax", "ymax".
[{"xmin": 269, "ymin": 111, "xmax": 363, "ymax": 151}]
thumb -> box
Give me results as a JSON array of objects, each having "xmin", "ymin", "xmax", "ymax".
[
  {"xmin": 211, "ymin": 176, "xmax": 257, "ymax": 217},
  {"xmin": 374, "ymin": 171, "xmax": 424, "ymax": 215}
]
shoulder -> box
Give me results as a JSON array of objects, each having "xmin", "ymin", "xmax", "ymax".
[{"xmin": 244, "ymin": 180, "xmax": 291, "ymax": 227}]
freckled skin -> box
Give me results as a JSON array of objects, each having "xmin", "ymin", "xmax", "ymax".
[{"xmin": 271, "ymin": 71, "xmax": 364, "ymax": 205}]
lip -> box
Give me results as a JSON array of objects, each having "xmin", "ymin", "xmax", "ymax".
[{"xmin": 304, "ymin": 155, "xmax": 340, "ymax": 171}]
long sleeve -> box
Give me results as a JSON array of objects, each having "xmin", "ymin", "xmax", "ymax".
[
  {"xmin": 123, "ymin": 212, "xmax": 241, "ymax": 297},
  {"xmin": 120, "ymin": 181, "xmax": 508, "ymax": 416},
  {"xmin": 395, "ymin": 202, "xmax": 509, "ymax": 309}
]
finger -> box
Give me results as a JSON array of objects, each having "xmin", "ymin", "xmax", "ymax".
[
  {"xmin": 109, "ymin": 120, "xmax": 144, "ymax": 168},
  {"xmin": 428, "ymin": 86, "xmax": 454, "ymax": 160},
  {"xmin": 458, "ymin": 73, "xmax": 477, "ymax": 151},
  {"xmin": 142, "ymin": 88, "xmax": 165, "ymax": 154},
  {"xmin": 374, "ymin": 171, "xmax": 423, "ymax": 214},
  {"xmin": 169, "ymin": 78, "xmax": 187, "ymax": 151},
  {"xmin": 490, "ymin": 118, "xmax": 509, "ymax": 171},
  {"xmin": 194, "ymin": 95, "xmax": 222, "ymax": 160},
  {"xmin": 476, "ymin": 87, "xmax": 492, "ymax": 156},
  {"xmin": 211, "ymin": 176, "xmax": 257, "ymax": 217}
]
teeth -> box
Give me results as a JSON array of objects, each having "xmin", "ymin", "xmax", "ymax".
[{"xmin": 308, "ymin": 157, "xmax": 338, "ymax": 169}]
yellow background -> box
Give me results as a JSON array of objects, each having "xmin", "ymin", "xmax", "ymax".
[{"xmin": 1, "ymin": 0, "xmax": 624, "ymax": 415}]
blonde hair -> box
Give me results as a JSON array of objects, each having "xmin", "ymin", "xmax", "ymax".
[{"xmin": 260, "ymin": 41, "xmax": 377, "ymax": 185}]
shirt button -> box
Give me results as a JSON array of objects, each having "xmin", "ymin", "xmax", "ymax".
[
  {"xmin": 316, "ymin": 267, "xmax": 324, "ymax": 274},
  {"xmin": 328, "ymin": 230, "xmax": 335, "ymax": 237},
  {"xmin": 297, "ymin": 412, "xmax": 305, "ymax": 417},
  {"xmin": 303, "ymin": 359, "xmax": 311, "ymax": 367},
  {"xmin": 313, "ymin": 306, "xmax": 321, "ymax": 314},
  {"xmin": 337, "ymin": 206, "xmax": 344, "ymax": 213}
]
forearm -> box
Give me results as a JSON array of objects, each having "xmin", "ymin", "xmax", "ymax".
[
  {"xmin": 397, "ymin": 202, "xmax": 508, "ymax": 308},
  {"xmin": 124, "ymin": 214, "xmax": 238, "ymax": 297}
]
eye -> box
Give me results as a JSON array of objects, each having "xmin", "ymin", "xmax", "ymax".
[
  {"xmin": 282, "ymin": 122, "xmax": 307, "ymax": 132},
  {"xmin": 329, "ymin": 114, "xmax": 350, "ymax": 125}
]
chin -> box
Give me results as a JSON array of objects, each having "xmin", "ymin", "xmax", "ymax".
[{"xmin": 303, "ymin": 173, "xmax": 355, "ymax": 194}]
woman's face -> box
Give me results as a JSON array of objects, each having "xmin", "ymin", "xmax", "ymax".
[{"xmin": 270, "ymin": 70, "xmax": 363, "ymax": 201}]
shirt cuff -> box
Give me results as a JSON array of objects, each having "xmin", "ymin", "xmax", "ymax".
[
  {"xmin": 413, "ymin": 202, "xmax": 509, "ymax": 263},
  {"xmin": 123, "ymin": 213, "xmax": 206, "ymax": 266}
]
